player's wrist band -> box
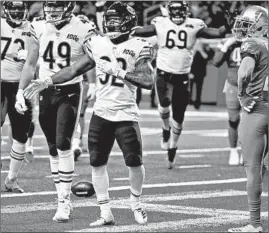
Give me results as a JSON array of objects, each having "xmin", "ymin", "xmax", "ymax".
[
  {"xmin": 17, "ymin": 89, "xmax": 24, "ymax": 96},
  {"xmin": 45, "ymin": 77, "xmax": 53, "ymax": 87}
]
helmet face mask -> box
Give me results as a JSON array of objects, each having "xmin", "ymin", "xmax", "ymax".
[
  {"xmin": 103, "ymin": 3, "xmax": 137, "ymax": 41},
  {"xmin": 3, "ymin": 1, "xmax": 28, "ymax": 26},
  {"xmin": 168, "ymin": 1, "xmax": 189, "ymax": 25},
  {"xmin": 232, "ymin": 5, "xmax": 268, "ymax": 41},
  {"xmin": 44, "ymin": 1, "xmax": 75, "ymax": 25}
]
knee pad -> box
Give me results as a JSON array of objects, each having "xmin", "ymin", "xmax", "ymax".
[
  {"xmin": 56, "ymin": 136, "xmax": 71, "ymax": 151},
  {"xmin": 90, "ymin": 151, "xmax": 108, "ymax": 167},
  {"xmin": 171, "ymin": 119, "xmax": 183, "ymax": 135},
  {"xmin": 229, "ymin": 119, "xmax": 240, "ymax": 130},
  {"xmin": 125, "ymin": 154, "xmax": 142, "ymax": 167},
  {"xmin": 49, "ymin": 144, "xmax": 58, "ymax": 157},
  {"xmin": 158, "ymin": 106, "xmax": 170, "ymax": 120},
  {"xmin": 160, "ymin": 98, "xmax": 171, "ymax": 108}
]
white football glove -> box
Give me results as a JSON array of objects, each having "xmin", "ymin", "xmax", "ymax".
[
  {"xmin": 85, "ymin": 83, "xmax": 96, "ymax": 102},
  {"xmin": 96, "ymin": 59, "xmax": 127, "ymax": 80},
  {"xmin": 17, "ymin": 49, "xmax": 28, "ymax": 61},
  {"xmin": 24, "ymin": 77, "xmax": 53, "ymax": 100},
  {"xmin": 15, "ymin": 89, "xmax": 28, "ymax": 114},
  {"xmin": 220, "ymin": 37, "xmax": 237, "ymax": 53}
]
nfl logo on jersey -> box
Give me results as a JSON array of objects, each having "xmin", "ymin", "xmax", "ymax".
[{"xmin": 56, "ymin": 32, "xmax": 60, "ymax": 37}]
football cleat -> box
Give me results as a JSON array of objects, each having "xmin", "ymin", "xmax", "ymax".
[
  {"xmin": 229, "ymin": 150, "xmax": 240, "ymax": 166},
  {"xmin": 4, "ymin": 177, "xmax": 24, "ymax": 193},
  {"xmin": 73, "ymin": 147, "xmax": 82, "ymax": 162},
  {"xmin": 71, "ymin": 180, "xmax": 95, "ymax": 197},
  {"xmin": 161, "ymin": 128, "xmax": 171, "ymax": 150},
  {"xmin": 53, "ymin": 198, "xmax": 72, "ymax": 222},
  {"xmin": 133, "ymin": 207, "xmax": 148, "ymax": 225},
  {"xmin": 167, "ymin": 148, "xmax": 177, "ymax": 169},
  {"xmin": 90, "ymin": 213, "xmax": 115, "ymax": 227},
  {"xmin": 228, "ymin": 224, "xmax": 263, "ymax": 232}
]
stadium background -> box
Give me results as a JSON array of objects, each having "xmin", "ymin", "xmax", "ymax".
[{"xmin": 23, "ymin": 1, "xmax": 269, "ymax": 107}]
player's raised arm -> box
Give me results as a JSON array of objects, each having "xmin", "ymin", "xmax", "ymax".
[
  {"xmin": 132, "ymin": 25, "xmax": 157, "ymax": 38},
  {"xmin": 213, "ymin": 37, "xmax": 236, "ymax": 68}
]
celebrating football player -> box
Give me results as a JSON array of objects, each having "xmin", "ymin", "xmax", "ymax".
[
  {"xmin": 1, "ymin": 1, "xmax": 33, "ymax": 193},
  {"xmin": 15, "ymin": 1, "xmax": 96, "ymax": 222},
  {"xmin": 132, "ymin": 1, "xmax": 235, "ymax": 169},
  {"xmin": 213, "ymin": 35, "xmax": 243, "ymax": 166},
  {"xmin": 228, "ymin": 5, "xmax": 268, "ymax": 233},
  {"xmin": 24, "ymin": 2, "xmax": 154, "ymax": 226}
]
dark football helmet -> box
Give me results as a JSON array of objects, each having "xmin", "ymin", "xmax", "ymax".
[
  {"xmin": 167, "ymin": 1, "xmax": 189, "ymax": 25},
  {"xmin": 43, "ymin": 1, "xmax": 75, "ymax": 25},
  {"xmin": 2, "ymin": 1, "xmax": 28, "ymax": 26},
  {"xmin": 103, "ymin": 2, "xmax": 137, "ymax": 42}
]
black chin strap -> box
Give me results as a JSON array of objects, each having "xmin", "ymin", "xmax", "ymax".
[
  {"xmin": 6, "ymin": 18, "xmax": 22, "ymax": 28},
  {"xmin": 110, "ymin": 32, "xmax": 130, "ymax": 44}
]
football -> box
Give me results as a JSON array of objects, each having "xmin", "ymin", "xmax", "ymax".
[{"xmin": 71, "ymin": 181, "xmax": 95, "ymax": 197}]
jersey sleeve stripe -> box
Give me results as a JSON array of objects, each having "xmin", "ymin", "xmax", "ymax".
[{"xmin": 30, "ymin": 24, "xmax": 38, "ymax": 41}]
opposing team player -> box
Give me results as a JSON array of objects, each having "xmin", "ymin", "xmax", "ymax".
[
  {"xmin": 24, "ymin": 2, "xmax": 154, "ymax": 226},
  {"xmin": 228, "ymin": 5, "xmax": 268, "ymax": 233},
  {"xmin": 15, "ymin": 1, "xmax": 96, "ymax": 222},
  {"xmin": 213, "ymin": 35, "xmax": 243, "ymax": 166},
  {"xmin": 1, "ymin": 1, "xmax": 33, "ymax": 193},
  {"xmin": 132, "ymin": 1, "xmax": 234, "ymax": 169}
]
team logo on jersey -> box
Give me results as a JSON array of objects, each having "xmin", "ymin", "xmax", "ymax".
[
  {"xmin": 22, "ymin": 31, "xmax": 31, "ymax": 37},
  {"xmin": 67, "ymin": 33, "xmax": 79, "ymax": 42},
  {"xmin": 241, "ymin": 42, "xmax": 251, "ymax": 52},
  {"xmin": 56, "ymin": 32, "xmax": 60, "ymax": 37},
  {"xmin": 123, "ymin": 49, "xmax": 135, "ymax": 57}
]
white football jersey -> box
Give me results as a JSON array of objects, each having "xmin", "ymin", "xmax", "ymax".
[
  {"xmin": 85, "ymin": 35, "xmax": 153, "ymax": 122},
  {"xmin": 152, "ymin": 16, "xmax": 206, "ymax": 74},
  {"xmin": 30, "ymin": 15, "xmax": 96, "ymax": 86},
  {"xmin": 1, "ymin": 19, "xmax": 30, "ymax": 82}
]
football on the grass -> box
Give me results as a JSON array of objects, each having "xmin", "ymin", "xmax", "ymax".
[{"xmin": 71, "ymin": 181, "xmax": 95, "ymax": 197}]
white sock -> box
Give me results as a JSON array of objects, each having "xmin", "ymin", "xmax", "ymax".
[
  {"xmin": 72, "ymin": 124, "xmax": 81, "ymax": 149},
  {"xmin": 158, "ymin": 105, "xmax": 170, "ymax": 130},
  {"xmin": 8, "ymin": 140, "xmax": 26, "ymax": 181},
  {"xmin": 49, "ymin": 155, "xmax": 60, "ymax": 199},
  {"xmin": 128, "ymin": 165, "xmax": 145, "ymax": 210},
  {"xmin": 92, "ymin": 165, "xmax": 111, "ymax": 216},
  {"xmin": 58, "ymin": 149, "xmax": 74, "ymax": 199},
  {"xmin": 169, "ymin": 120, "xmax": 182, "ymax": 149},
  {"xmin": 230, "ymin": 148, "xmax": 238, "ymax": 153}
]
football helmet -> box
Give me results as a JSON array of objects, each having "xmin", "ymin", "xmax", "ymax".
[
  {"xmin": 2, "ymin": 1, "xmax": 28, "ymax": 26},
  {"xmin": 232, "ymin": 5, "xmax": 268, "ymax": 41},
  {"xmin": 167, "ymin": 1, "xmax": 189, "ymax": 25},
  {"xmin": 103, "ymin": 2, "xmax": 137, "ymax": 42},
  {"xmin": 43, "ymin": 1, "xmax": 75, "ymax": 25}
]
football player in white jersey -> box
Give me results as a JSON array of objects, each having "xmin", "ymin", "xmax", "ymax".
[
  {"xmin": 1, "ymin": 1, "xmax": 33, "ymax": 193},
  {"xmin": 15, "ymin": 1, "xmax": 96, "ymax": 223},
  {"xmin": 132, "ymin": 1, "xmax": 234, "ymax": 169},
  {"xmin": 23, "ymin": 2, "xmax": 154, "ymax": 227}
]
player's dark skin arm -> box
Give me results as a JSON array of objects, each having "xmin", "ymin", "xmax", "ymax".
[
  {"xmin": 19, "ymin": 36, "xmax": 39, "ymax": 90},
  {"xmin": 123, "ymin": 58, "xmax": 154, "ymax": 90},
  {"xmin": 237, "ymin": 56, "xmax": 255, "ymax": 97},
  {"xmin": 132, "ymin": 25, "xmax": 157, "ymax": 37},
  {"xmin": 196, "ymin": 26, "xmax": 227, "ymax": 38},
  {"xmin": 51, "ymin": 54, "xmax": 96, "ymax": 84},
  {"xmin": 212, "ymin": 49, "xmax": 228, "ymax": 68}
]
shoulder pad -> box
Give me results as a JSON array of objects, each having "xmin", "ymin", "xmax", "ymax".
[{"xmin": 151, "ymin": 16, "xmax": 165, "ymax": 25}]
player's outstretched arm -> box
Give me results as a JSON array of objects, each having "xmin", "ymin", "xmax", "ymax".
[
  {"xmin": 24, "ymin": 54, "xmax": 96, "ymax": 100},
  {"xmin": 196, "ymin": 26, "xmax": 227, "ymax": 39},
  {"xmin": 18, "ymin": 36, "xmax": 39, "ymax": 90},
  {"xmin": 132, "ymin": 25, "xmax": 157, "ymax": 38},
  {"xmin": 51, "ymin": 54, "xmax": 95, "ymax": 84}
]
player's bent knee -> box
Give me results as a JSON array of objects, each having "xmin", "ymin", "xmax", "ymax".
[
  {"xmin": 229, "ymin": 119, "xmax": 240, "ymax": 130},
  {"xmin": 49, "ymin": 144, "xmax": 58, "ymax": 157},
  {"xmin": 159, "ymin": 98, "xmax": 171, "ymax": 108},
  {"xmin": 56, "ymin": 136, "xmax": 71, "ymax": 151},
  {"xmin": 90, "ymin": 152, "xmax": 108, "ymax": 167},
  {"xmin": 124, "ymin": 154, "xmax": 142, "ymax": 167},
  {"xmin": 171, "ymin": 119, "xmax": 183, "ymax": 134}
]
